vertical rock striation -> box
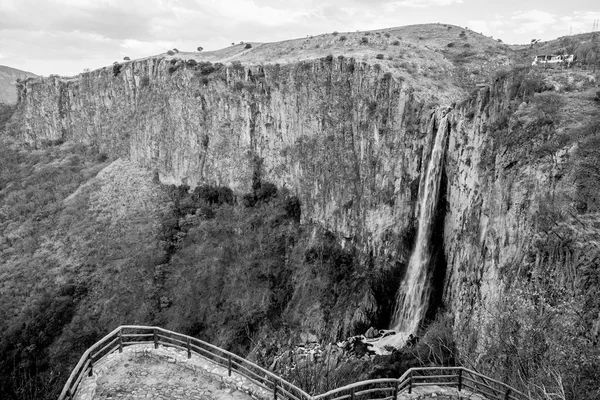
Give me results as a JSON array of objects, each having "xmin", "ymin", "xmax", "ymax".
[
  {"xmin": 14, "ymin": 56, "xmax": 600, "ymax": 392},
  {"xmin": 16, "ymin": 57, "xmax": 447, "ymax": 274}
]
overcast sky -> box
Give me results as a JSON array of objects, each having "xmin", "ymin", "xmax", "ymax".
[{"xmin": 1, "ymin": 0, "xmax": 599, "ymax": 76}]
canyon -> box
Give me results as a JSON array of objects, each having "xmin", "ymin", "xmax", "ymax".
[{"xmin": 2, "ymin": 25, "xmax": 600, "ymax": 400}]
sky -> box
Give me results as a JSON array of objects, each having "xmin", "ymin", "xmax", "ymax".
[{"xmin": 0, "ymin": 0, "xmax": 599, "ymax": 76}]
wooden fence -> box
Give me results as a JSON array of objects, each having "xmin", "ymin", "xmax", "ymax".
[{"xmin": 58, "ymin": 325, "xmax": 529, "ymax": 400}]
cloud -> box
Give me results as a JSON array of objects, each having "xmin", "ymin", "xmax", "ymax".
[
  {"xmin": 559, "ymin": 11, "xmax": 600, "ymax": 35},
  {"xmin": 467, "ymin": 20, "xmax": 490, "ymax": 35},
  {"xmin": 510, "ymin": 10, "xmax": 557, "ymax": 34},
  {"xmin": 1, "ymin": 0, "xmax": 598, "ymax": 75},
  {"xmin": 392, "ymin": 0, "xmax": 463, "ymax": 6}
]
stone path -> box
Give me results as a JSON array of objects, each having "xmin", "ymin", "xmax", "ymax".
[
  {"xmin": 74, "ymin": 344, "xmax": 271, "ymax": 400},
  {"xmin": 399, "ymin": 385, "xmax": 487, "ymax": 400}
]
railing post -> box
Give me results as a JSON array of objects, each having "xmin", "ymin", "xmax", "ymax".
[
  {"xmin": 408, "ymin": 370, "xmax": 413, "ymax": 394},
  {"xmin": 153, "ymin": 328, "xmax": 158, "ymax": 349},
  {"xmin": 118, "ymin": 330, "xmax": 123, "ymax": 353},
  {"xmin": 505, "ymin": 388, "xmax": 511, "ymax": 400},
  {"xmin": 88, "ymin": 354, "xmax": 93, "ymax": 377},
  {"xmin": 228, "ymin": 354, "xmax": 232, "ymax": 376},
  {"xmin": 350, "ymin": 387, "xmax": 355, "ymax": 400},
  {"xmin": 186, "ymin": 337, "xmax": 191, "ymax": 359},
  {"xmin": 458, "ymin": 369, "xmax": 463, "ymax": 391},
  {"xmin": 273, "ymin": 380, "xmax": 278, "ymax": 400},
  {"xmin": 393, "ymin": 381, "xmax": 399, "ymax": 400}
]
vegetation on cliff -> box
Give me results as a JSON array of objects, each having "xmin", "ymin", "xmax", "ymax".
[
  {"xmin": 449, "ymin": 65, "xmax": 600, "ymax": 400},
  {"xmin": 0, "ymin": 137, "xmax": 408, "ymax": 399},
  {"xmin": 3, "ymin": 24, "xmax": 600, "ymax": 400}
]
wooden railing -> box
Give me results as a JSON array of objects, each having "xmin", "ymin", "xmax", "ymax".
[
  {"xmin": 58, "ymin": 325, "xmax": 312, "ymax": 400},
  {"xmin": 58, "ymin": 326, "xmax": 530, "ymax": 400}
]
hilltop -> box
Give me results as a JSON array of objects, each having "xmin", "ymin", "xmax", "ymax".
[
  {"xmin": 116, "ymin": 23, "xmax": 515, "ymax": 104},
  {"xmin": 0, "ymin": 65, "xmax": 36, "ymax": 104}
]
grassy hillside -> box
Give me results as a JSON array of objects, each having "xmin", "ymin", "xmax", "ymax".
[{"xmin": 107, "ymin": 23, "xmax": 514, "ymax": 104}]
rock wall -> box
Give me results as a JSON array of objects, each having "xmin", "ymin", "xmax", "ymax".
[
  {"xmin": 17, "ymin": 57, "xmax": 446, "ymax": 269},
  {"xmin": 442, "ymin": 76, "xmax": 600, "ymax": 389},
  {"xmin": 15, "ymin": 57, "xmax": 600, "ymax": 391}
]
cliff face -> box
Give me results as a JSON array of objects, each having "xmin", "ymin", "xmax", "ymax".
[
  {"xmin": 15, "ymin": 57, "xmax": 600, "ymax": 394},
  {"xmin": 443, "ymin": 75, "xmax": 600, "ymax": 391},
  {"xmin": 18, "ymin": 57, "xmax": 445, "ymax": 268}
]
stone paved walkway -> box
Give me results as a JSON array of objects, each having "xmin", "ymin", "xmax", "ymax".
[
  {"xmin": 399, "ymin": 385, "xmax": 487, "ymax": 400},
  {"xmin": 74, "ymin": 344, "xmax": 270, "ymax": 400}
]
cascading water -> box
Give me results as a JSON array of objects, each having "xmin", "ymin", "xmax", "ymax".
[{"xmin": 391, "ymin": 113, "xmax": 449, "ymax": 335}]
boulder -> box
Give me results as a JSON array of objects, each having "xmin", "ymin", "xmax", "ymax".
[{"xmin": 364, "ymin": 327, "xmax": 379, "ymax": 339}]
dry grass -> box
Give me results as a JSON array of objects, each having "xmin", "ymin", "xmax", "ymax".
[{"xmin": 102, "ymin": 24, "xmax": 517, "ymax": 105}]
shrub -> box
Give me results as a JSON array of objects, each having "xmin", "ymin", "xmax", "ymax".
[
  {"xmin": 383, "ymin": 72, "xmax": 392, "ymax": 79},
  {"xmin": 112, "ymin": 63, "xmax": 122, "ymax": 77},
  {"xmin": 339, "ymin": 35, "xmax": 347, "ymax": 41},
  {"xmin": 172, "ymin": 48, "xmax": 179, "ymax": 53},
  {"xmin": 374, "ymin": 64, "xmax": 381, "ymax": 71},
  {"xmin": 193, "ymin": 185, "xmax": 234, "ymax": 206},
  {"xmin": 186, "ymin": 59, "xmax": 197, "ymax": 67},
  {"xmin": 384, "ymin": 32, "xmax": 390, "ymax": 38},
  {"xmin": 530, "ymin": 92, "xmax": 564, "ymax": 125},
  {"xmin": 197, "ymin": 46, "xmax": 203, "ymax": 52},
  {"xmin": 123, "ymin": 56, "xmax": 130, "ymax": 61},
  {"xmin": 459, "ymin": 31, "xmax": 466, "ymax": 38},
  {"xmin": 463, "ymin": 43, "xmax": 472, "ymax": 48},
  {"xmin": 332, "ymin": 31, "xmax": 339, "ymax": 36},
  {"xmin": 96, "ymin": 153, "xmax": 108, "ymax": 162},
  {"xmin": 361, "ymin": 37, "xmax": 368, "ymax": 44},
  {"xmin": 245, "ymin": 43, "xmax": 252, "ymax": 49},
  {"xmin": 594, "ymin": 90, "xmax": 600, "ymax": 102},
  {"xmin": 140, "ymin": 75, "xmax": 150, "ymax": 87},
  {"xmin": 392, "ymin": 40, "xmax": 400, "ymax": 46},
  {"xmin": 230, "ymin": 61, "xmax": 244, "ymax": 73},
  {"xmin": 198, "ymin": 61, "xmax": 215, "ymax": 75},
  {"xmin": 167, "ymin": 50, "xmax": 175, "ymax": 56},
  {"xmin": 447, "ymin": 42, "xmax": 455, "ymax": 48},
  {"xmin": 168, "ymin": 65, "xmax": 178, "ymax": 74},
  {"xmin": 284, "ymin": 196, "xmax": 301, "ymax": 222},
  {"xmin": 376, "ymin": 54, "xmax": 384, "ymax": 59}
]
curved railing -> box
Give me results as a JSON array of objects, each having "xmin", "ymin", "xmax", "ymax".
[
  {"xmin": 316, "ymin": 367, "xmax": 529, "ymax": 400},
  {"xmin": 58, "ymin": 325, "xmax": 530, "ymax": 400}
]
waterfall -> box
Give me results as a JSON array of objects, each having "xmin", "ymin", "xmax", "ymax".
[{"xmin": 391, "ymin": 113, "xmax": 449, "ymax": 335}]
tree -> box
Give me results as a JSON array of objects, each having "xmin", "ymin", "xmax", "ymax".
[{"xmin": 197, "ymin": 46, "xmax": 203, "ymax": 52}]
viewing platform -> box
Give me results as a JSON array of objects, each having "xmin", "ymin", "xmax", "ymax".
[{"xmin": 61, "ymin": 326, "xmax": 529, "ymax": 400}]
